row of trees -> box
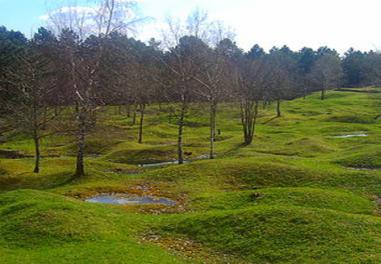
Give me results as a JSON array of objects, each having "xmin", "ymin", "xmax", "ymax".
[{"xmin": 1, "ymin": 1, "xmax": 380, "ymax": 176}]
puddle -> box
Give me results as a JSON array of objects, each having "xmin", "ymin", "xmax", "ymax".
[
  {"xmin": 348, "ymin": 167, "xmax": 378, "ymax": 171},
  {"xmin": 138, "ymin": 155, "xmax": 210, "ymax": 168},
  {"xmin": 103, "ymin": 168, "xmax": 139, "ymax": 174},
  {"xmin": 85, "ymin": 194, "xmax": 176, "ymax": 206},
  {"xmin": 138, "ymin": 160, "xmax": 190, "ymax": 168},
  {"xmin": 333, "ymin": 133, "xmax": 368, "ymax": 138}
]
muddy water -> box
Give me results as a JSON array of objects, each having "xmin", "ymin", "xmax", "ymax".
[{"xmin": 85, "ymin": 194, "xmax": 176, "ymax": 206}]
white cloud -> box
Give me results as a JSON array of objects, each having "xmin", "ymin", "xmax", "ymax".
[
  {"xmin": 136, "ymin": 0, "xmax": 381, "ymax": 53},
  {"xmin": 39, "ymin": 6, "xmax": 96, "ymax": 21},
  {"xmin": 37, "ymin": 0, "xmax": 381, "ymax": 53},
  {"xmin": 39, "ymin": 1, "xmax": 143, "ymax": 37}
]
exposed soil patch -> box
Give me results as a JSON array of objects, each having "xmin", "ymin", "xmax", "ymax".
[{"xmin": 141, "ymin": 233, "xmax": 238, "ymax": 264}]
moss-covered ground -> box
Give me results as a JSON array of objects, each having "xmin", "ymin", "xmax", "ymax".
[{"xmin": 2, "ymin": 88, "xmax": 381, "ymax": 263}]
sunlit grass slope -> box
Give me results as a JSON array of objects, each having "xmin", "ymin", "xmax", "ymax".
[{"xmin": 1, "ymin": 88, "xmax": 381, "ymax": 263}]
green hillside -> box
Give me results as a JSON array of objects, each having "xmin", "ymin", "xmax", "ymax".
[{"xmin": 2, "ymin": 89, "xmax": 381, "ymax": 263}]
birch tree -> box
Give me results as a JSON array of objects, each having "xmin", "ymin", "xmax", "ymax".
[
  {"xmin": 47, "ymin": 0, "xmax": 145, "ymax": 176},
  {"xmin": 161, "ymin": 10, "xmax": 235, "ymax": 161}
]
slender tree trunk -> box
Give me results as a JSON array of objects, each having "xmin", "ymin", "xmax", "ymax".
[
  {"xmin": 126, "ymin": 104, "xmax": 131, "ymax": 117},
  {"xmin": 240, "ymin": 101, "xmax": 248, "ymax": 144},
  {"xmin": 209, "ymin": 100, "xmax": 217, "ymax": 159},
  {"xmin": 132, "ymin": 104, "xmax": 137, "ymax": 125},
  {"xmin": 75, "ymin": 105, "xmax": 86, "ymax": 177},
  {"xmin": 42, "ymin": 107, "xmax": 47, "ymax": 130},
  {"xmin": 250, "ymin": 101, "xmax": 259, "ymax": 142},
  {"xmin": 276, "ymin": 99, "xmax": 281, "ymax": 117},
  {"xmin": 303, "ymin": 80, "xmax": 308, "ymax": 99},
  {"xmin": 31, "ymin": 96, "xmax": 40, "ymax": 173},
  {"xmin": 33, "ymin": 130, "xmax": 40, "ymax": 173},
  {"xmin": 321, "ymin": 88, "xmax": 326, "ymax": 100},
  {"xmin": 168, "ymin": 106, "xmax": 174, "ymax": 123},
  {"xmin": 138, "ymin": 103, "xmax": 145, "ymax": 144},
  {"xmin": 177, "ymin": 101, "xmax": 186, "ymax": 164}
]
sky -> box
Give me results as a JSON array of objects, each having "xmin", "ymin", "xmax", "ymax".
[{"xmin": 1, "ymin": 0, "xmax": 381, "ymax": 53}]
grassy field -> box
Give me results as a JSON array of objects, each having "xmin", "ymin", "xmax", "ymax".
[{"xmin": 1, "ymin": 88, "xmax": 381, "ymax": 263}]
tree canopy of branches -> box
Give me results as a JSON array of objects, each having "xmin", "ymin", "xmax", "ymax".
[
  {"xmin": 2, "ymin": 8, "xmax": 381, "ymax": 174},
  {"xmin": 308, "ymin": 52, "xmax": 343, "ymax": 100}
]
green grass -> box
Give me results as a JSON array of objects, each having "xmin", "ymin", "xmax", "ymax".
[
  {"xmin": 106, "ymin": 145, "xmax": 180, "ymax": 164},
  {"xmin": 0, "ymin": 189, "xmax": 190, "ymax": 263},
  {"xmin": 156, "ymin": 205, "xmax": 381, "ymax": 263},
  {"xmin": 336, "ymin": 146, "xmax": 381, "ymax": 169},
  {"xmin": 2, "ymin": 89, "xmax": 381, "ymax": 263},
  {"xmin": 189, "ymin": 187, "xmax": 376, "ymax": 215}
]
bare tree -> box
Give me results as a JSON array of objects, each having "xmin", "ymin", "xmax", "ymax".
[
  {"xmin": 46, "ymin": 0, "xmax": 145, "ymax": 176},
  {"xmin": 211, "ymin": 39, "xmax": 264, "ymax": 146},
  {"xmin": 0, "ymin": 39, "xmax": 58, "ymax": 173},
  {"xmin": 129, "ymin": 40, "xmax": 158, "ymax": 144},
  {"xmin": 308, "ymin": 53, "xmax": 343, "ymax": 100},
  {"xmin": 160, "ymin": 10, "xmax": 235, "ymax": 161},
  {"xmin": 265, "ymin": 47, "xmax": 299, "ymax": 117},
  {"xmin": 238, "ymin": 58, "xmax": 266, "ymax": 145},
  {"xmin": 192, "ymin": 43, "xmax": 231, "ymax": 159},
  {"xmin": 160, "ymin": 14, "xmax": 204, "ymax": 164},
  {"xmin": 190, "ymin": 20, "xmax": 235, "ymax": 159},
  {"xmin": 186, "ymin": 8, "xmax": 210, "ymax": 40},
  {"xmin": 162, "ymin": 36, "xmax": 204, "ymax": 164}
]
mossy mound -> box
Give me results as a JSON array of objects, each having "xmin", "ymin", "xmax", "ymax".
[
  {"xmin": 325, "ymin": 115, "xmax": 376, "ymax": 124},
  {"xmin": 0, "ymin": 190, "xmax": 188, "ymax": 264},
  {"xmin": 0, "ymin": 190, "xmax": 117, "ymax": 247},
  {"xmin": 286, "ymin": 138, "xmax": 333, "ymax": 153},
  {"xmin": 0, "ymin": 149, "xmax": 31, "ymax": 159},
  {"xmin": 190, "ymin": 187, "xmax": 375, "ymax": 215},
  {"xmin": 255, "ymin": 137, "xmax": 334, "ymax": 157},
  {"xmin": 106, "ymin": 145, "xmax": 178, "ymax": 164},
  {"xmin": 0, "ymin": 159, "xmax": 75, "ymax": 191},
  {"xmin": 336, "ymin": 149, "xmax": 381, "ymax": 169},
  {"xmin": 157, "ymin": 205, "xmax": 381, "ymax": 263},
  {"xmin": 105, "ymin": 143, "xmax": 206, "ymax": 165},
  {"xmin": 147, "ymin": 158, "xmax": 318, "ymax": 188},
  {"xmin": 65, "ymin": 138, "xmax": 121, "ymax": 156}
]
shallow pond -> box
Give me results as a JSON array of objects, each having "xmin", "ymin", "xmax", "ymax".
[
  {"xmin": 333, "ymin": 133, "xmax": 368, "ymax": 138},
  {"xmin": 85, "ymin": 194, "xmax": 176, "ymax": 206},
  {"xmin": 348, "ymin": 167, "xmax": 377, "ymax": 171},
  {"xmin": 138, "ymin": 155, "xmax": 210, "ymax": 168},
  {"xmin": 138, "ymin": 160, "xmax": 190, "ymax": 168}
]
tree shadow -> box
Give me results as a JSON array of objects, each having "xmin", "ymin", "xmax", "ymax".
[{"xmin": 262, "ymin": 116, "xmax": 280, "ymax": 125}]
